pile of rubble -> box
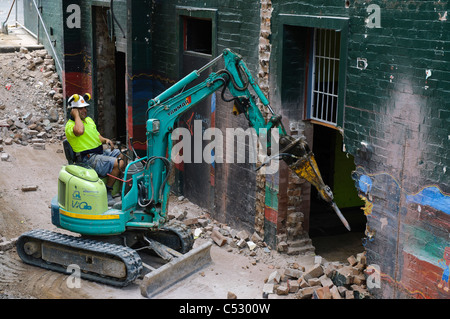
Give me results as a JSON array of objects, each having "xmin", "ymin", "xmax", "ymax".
[
  {"xmin": 169, "ymin": 198, "xmax": 267, "ymax": 253},
  {"xmin": 168, "ymin": 197, "xmax": 372, "ymax": 299},
  {"xmin": 0, "ymin": 48, "xmax": 65, "ymax": 158},
  {"xmin": 263, "ymin": 253, "xmax": 371, "ymax": 299}
]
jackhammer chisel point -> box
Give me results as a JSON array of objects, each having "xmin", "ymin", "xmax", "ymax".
[{"xmin": 331, "ymin": 202, "xmax": 351, "ymax": 232}]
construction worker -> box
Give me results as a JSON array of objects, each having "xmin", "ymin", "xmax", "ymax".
[{"xmin": 65, "ymin": 93, "xmax": 124, "ymax": 206}]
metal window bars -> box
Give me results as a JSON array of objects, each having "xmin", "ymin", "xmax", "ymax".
[{"xmin": 310, "ymin": 28, "xmax": 341, "ymax": 125}]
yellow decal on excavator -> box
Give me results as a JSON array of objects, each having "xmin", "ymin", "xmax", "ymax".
[{"xmin": 60, "ymin": 208, "xmax": 120, "ymax": 220}]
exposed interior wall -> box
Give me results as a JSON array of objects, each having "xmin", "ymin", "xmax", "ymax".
[{"xmin": 93, "ymin": 6, "xmax": 116, "ymax": 138}]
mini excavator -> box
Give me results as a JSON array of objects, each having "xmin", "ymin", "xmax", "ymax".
[{"xmin": 16, "ymin": 48, "xmax": 350, "ymax": 297}]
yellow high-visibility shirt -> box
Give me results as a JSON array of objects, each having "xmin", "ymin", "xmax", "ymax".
[{"xmin": 65, "ymin": 117, "xmax": 102, "ymax": 153}]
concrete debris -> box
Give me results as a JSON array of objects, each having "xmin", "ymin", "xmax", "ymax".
[
  {"xmin": 295, "ymin": 252, "xmax": 370, "ymax": 299},
  {"xmin": 0, "ymin": 237, "xmax": 18, "ymax": 252},
  {"xmin": 168, "ymin": 195, "xmax": 371, "ymax": 300},
  {"xmin": 21, "ymin": 185, "xmax": 38, "ymax": 192},
  {"xmin": 259, "ymin": 252, "xmax": 371, "ymax": 299},
  {"xmin": 267, "ymin": 270, "xmax": 281, "ymax": 284},
  {"xmin": 0, "ymin": 50, "xmax": 65, "ymax": 157},
  {"xmin": 211, "ymin": 229, "xmax": 227, "ymax": 247}
]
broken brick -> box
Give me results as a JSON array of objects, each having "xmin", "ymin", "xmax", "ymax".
[
  {"xmin": 276, "ymin": 285, "xmax": 289, "ymax": 295},
  {"xmin": 288, "ymin": 280, "xmax": 300, "ymax": 293},
  {"xmin": 297, "ymin": 286, "xmax": 316, "ymax": 299},
  {"xmin": 350, "ymin": 285, "xmax": 370, "ymax": 299},
  {"xmin": 21, "ymin": 185, "xmax": 38, "ymax": 192},
  {"xmin": 267, "ymin": 270, "xmax": 281, "ymax": 284},
  {"xmin": 353, "ymin": 273, "xmax": 366, "ymax": 285},
  {"xmin": 236, "ymin": 230, "xmax": 249, "ymax": 240},
  {"xmin": 236, "ymin": 238, "xmax": 247, "ymax": 248},
  {"xmin": 319, "ymin": 275, "xmax": 334, "ymax": 288},
  {"xmin": 330, "ymin": 285, "xmax": 342, "ymax": 299},
  {"xmin": 298, "ymin": 278, "xmax": 310, "ymax": 288},
  {"xmin": 345, "ymin": 290, "xmax": 355, "ymax": 299},
  {"xmin": 331, "ymin": 266, "xmax": 356, "ymax": 286},
  {"xmin": 227, "ymin": 291, "xmax": 237, "ymax": 299},
  {"xmin": 183, "ymin": 217, "xmax": 198, "ymax": 226},
  {"xmin": 211, "ymin": 229, "xmax": 227, "ymax": 247},
  {"xmin": 304, "ymin": 263, "xmax": 324, "ymax": 280},
  {"xmin": 347, "ymin": 255, "xmax": 358, "ymax": 266},
  {"xmin": 307, "ymin": 278, "xmax": 321, "ymax": 286},
  {"xmin": 284, "ymin": 268, "xmax": 302, "ymax": 279},
  {"xmin": 337, "ymin": 286, "xmax": 348, "ymax": 297},
  {"xmin": 312, "ymin": 286, "xmax": 331, "ymax": 299}
]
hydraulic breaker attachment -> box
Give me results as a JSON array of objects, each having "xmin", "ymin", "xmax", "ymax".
[
  {"xmin": 289, "ymin": 154, "xmax": 351, "ymax": 231},
  {"xmin": 140, "ymin": 241, "xmax": 213, "ymax": 298}
]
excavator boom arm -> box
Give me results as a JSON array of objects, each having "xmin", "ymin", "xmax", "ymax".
[{"xmin": 141, "ymin": 48, "xmax": 350, "ymax": 231}]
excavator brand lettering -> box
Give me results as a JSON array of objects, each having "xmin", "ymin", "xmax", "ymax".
[
  {"xmin": 71, "ymin": 201, "xmax": 92, "ymax": 210},
  {"xmin": 168, "ymin": 96, "xmax": 191, "ymax": 116}
]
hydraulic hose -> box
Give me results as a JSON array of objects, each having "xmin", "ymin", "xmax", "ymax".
[{"xmin": 144, "ymin": 156, "xmax": 172, "ymax": 202}]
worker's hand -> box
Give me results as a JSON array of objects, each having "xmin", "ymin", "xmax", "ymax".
[
  {"xmin": 70, "ymin": 108, "xmax": 80, "ymax": 118},
  {"xmin": 105, "ymin": 138, "xmax": 115, "ymax": 150}
]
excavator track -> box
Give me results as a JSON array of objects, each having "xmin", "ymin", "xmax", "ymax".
[
  {"xmin": 16, "ymin": 229, "xmax": 143, "ymax": 287},
  {"xmin": 146, "ymin": 220, "xmax": 194, "ymax": 254}
]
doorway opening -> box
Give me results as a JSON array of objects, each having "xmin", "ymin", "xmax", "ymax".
[
  {"xmin": 308, "ymin": 124, "xmax": 366, "ymax": 261},
  {"xmin": 93, "ymin": 6, "xmax": 127, "ymax": 144}
]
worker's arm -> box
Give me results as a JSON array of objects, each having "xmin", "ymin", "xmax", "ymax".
[
  {"xmin": 99, "ymin": 134, "xmax": 114, "ymax": 150},
  {"xmin": 70, "ymin": 108, "xmax": 85, "ymax": 136}
]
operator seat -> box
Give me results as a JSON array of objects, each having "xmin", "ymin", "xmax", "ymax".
[{"xmin": 62, "ymin": 139, "xmax": 78, "ymax": 164}]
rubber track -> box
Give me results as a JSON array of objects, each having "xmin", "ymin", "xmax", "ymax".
[
  {"xmin": 160, "ymin": 220, "xmax": 194, "ymax": 254},
  {"xmin": 16, "ymin": 229, "xmax": 143, "ymax": 287}
]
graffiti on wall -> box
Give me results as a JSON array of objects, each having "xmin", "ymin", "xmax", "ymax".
[
  {"xmin": 406, "ymin": 186, "xmax": 450, "ymax": 215},
  {"xmin": 438, "ymin": 247, "xmax": 450, "ymax": 292},
  {"xmin": 352, "ymin": 166, "xmax": 450, "ymax": 298}
]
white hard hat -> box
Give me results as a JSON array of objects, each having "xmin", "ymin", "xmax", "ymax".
[{"xmin": 68, "ymin": 93, "xmax": 91, "ymax": 109}]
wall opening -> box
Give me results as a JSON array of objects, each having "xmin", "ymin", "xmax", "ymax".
[
  {"xmin": 309, "ymin": 124, "xmax": 366, "ymax": 261},
  {"xmin": 184, "ymin": 17, "xmax": 212, "ymax": 55},
  {"xmin": 115, "ymin": 51, "xmax": 127, "ymax": 144}
]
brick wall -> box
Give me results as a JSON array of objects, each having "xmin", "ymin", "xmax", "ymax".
[{"xmin": 342, "ymin": 1, "xmax": 450, "ymax": 299}]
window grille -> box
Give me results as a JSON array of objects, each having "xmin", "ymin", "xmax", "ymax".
[{"xmin": 310, "ymin": 28, "xmax": 341, "ymax": 125}]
